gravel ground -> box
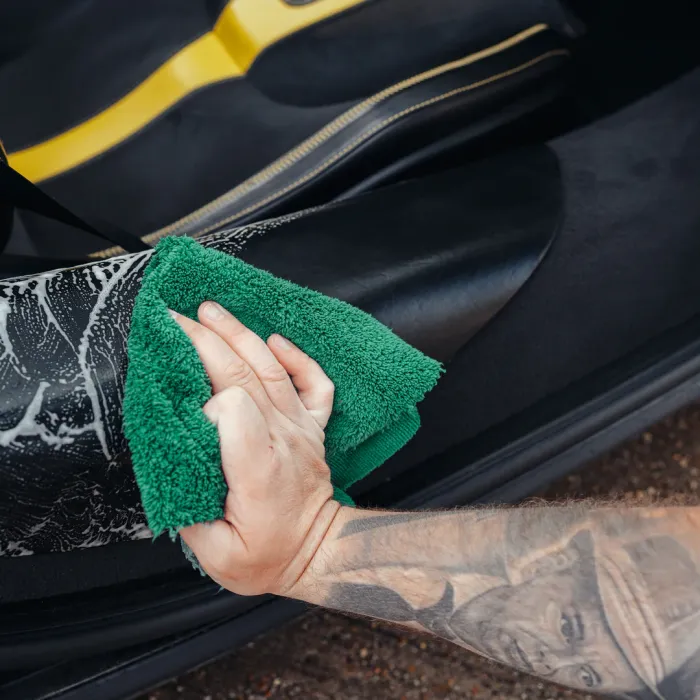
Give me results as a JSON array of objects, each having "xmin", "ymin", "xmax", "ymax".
[{"xmin": 141, "ymin": 404, "xmax": 700, "ymax": 700}]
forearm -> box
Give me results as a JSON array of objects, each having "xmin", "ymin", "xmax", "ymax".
[
  {"xmin": 289, "ymin": 503, "xmax": 700, "ymax": 697},
  {"xmin": 291, "ymin": 506, "xmax": 509, "ymax": 624}
]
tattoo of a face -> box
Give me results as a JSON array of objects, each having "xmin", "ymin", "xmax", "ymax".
[
  {"xmin": 447, "ymin": 531, "xmax": 640, "ymax": 693},
  {"xmin": 324, "ymin": 507, "xmax": 700, "ymax": 699}
]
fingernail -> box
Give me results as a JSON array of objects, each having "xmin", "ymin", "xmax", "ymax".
[
  {"xmin": 168, "ymin": 308, "xmax": 179, "ymax": 319},
  {"xmin": 272, "ymin": 334, "xmax": 290, "ymax": 349},
  {"xmin": 202, "ymin": 301, "xmax": 226, "ymax": 320}
]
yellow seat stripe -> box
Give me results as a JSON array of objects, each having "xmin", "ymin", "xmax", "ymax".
[{"xmin": 7, "ymin": 0, "xmax": 366, "ymax": 183}]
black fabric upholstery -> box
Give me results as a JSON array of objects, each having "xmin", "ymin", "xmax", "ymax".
[
  {"xmin": 0, "ymin": 159, "xmax": 152, "ymax": 263},
  {"xmin": 0, "ymin": 207, "xmax": 10, "ymax": 255},
  {"xmin": 0, "ymin": 148, "xmax": 12, "ymax": 254},
  {"xmin": 0, "ymin": 0, "xmax": 573, "ymax": 152},
  {"xmin": 18, "ymin": 28, "xmax": 567, "ymax": 253},
  {"xmin": 248, "ymin": 0, "xmax": 577, "ymax": 106},
  {"xmin": 357, "ymin": 65, "xmax": 700, "ymax": 491},
  {"xmin": 120, "ymin": 28, "xmax": 566, "ymax": 241},
  {"xmin": 0, "ymin": 0, "xmax": 86, "ymax": 63},
  {"xmin": 566, "ymin": 0, "xmax": 698, "ymax": 120},
  {"xmin": 1, "ymin": 0, "xmax": 572, "ymax": 257}
]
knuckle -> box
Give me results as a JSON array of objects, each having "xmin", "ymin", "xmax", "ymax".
[
  {"xmin": 307, "ymin": 455, "xmax": 331, "ymax": 485},
  {"xmin": 282, "ymin": 429, "xmax": 327, "ymax": 471},
  {"xmin": 283, "ymin": 429, "xmax": 305, "ymax": 455},
  {"xmin": 303, "ymin": 354, "xmax": 320, "ymax": 373},
  {"xmin": 315, "ymin": 458, "xmax": 331, "ymax": 477},
  {"xmin": 205, "ymin": 386, "xmax": 248, "ymax": 421},
  {"xmin": 222, "ymin": 358, "xmax": 254, "ymax": 385},
  {"xmin": 225, "ymin": 322, "xmax": 247, "ymax": 340},
  {"xmin": 309, "ymin": 356, "xmax": 333, "ymax": 383},
  {"xmin": 258, "ymin": 362, "xmax": 289, "ymax": 384},
  {"xmin": 202, "ymin": 397, "xmax": 218, "ymax": 421},
  {"xmin": 187, "ymin": 322, "xmax": 210, "ymax": 344},
  {"xmin": 304, "ymin": 416, "xmax": 326, "ymax": 441},
  {"xmin": 218, "ymin": 386, "xmax": 248, "ymax": 410},
  {"xmin": 266, "ymin": 449, "xmax": 284, "ymax": 476}
]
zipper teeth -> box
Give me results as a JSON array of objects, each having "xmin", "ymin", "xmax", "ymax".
[{"xmin": 91, "ymin": 23, "xmax": 549, "ymax": 259}]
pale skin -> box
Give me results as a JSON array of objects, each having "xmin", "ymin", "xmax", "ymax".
[{"xmin": 174, "ymin": 301, "xmax": 700, "ymax": 699}]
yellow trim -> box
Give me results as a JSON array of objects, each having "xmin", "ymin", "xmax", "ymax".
[
  {"xmin": 9, "ymin": 35, "xmax": 240, "ymax": 183},
  {"xmin": 7, "ymin": 0, "xmax": 366, "ymax": 183}
]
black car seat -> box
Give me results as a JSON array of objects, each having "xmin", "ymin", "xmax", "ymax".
[
  {"xmin": 0, "ymin": 0, "xmax": 576, "ymax": 264},
  {"xmin": 0, "ymin": 67, "xmax": 699, "ymax": 675},
  {"xmin": 1, "ymin": 66, "xmax": 700, "ymax": 563}
]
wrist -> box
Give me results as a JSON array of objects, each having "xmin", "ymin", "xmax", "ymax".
[{"xmin": 280, "ymin": 503, "xmax": 354, "ymax": 602}]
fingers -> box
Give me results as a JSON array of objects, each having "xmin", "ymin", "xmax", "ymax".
[
  {"xmin": 198, "ymin": 302, "xmax": 307, "ymax": 424},
  {"xmin": 204, "ymin": 385, "xmax": 272, "ymax": 487},
  {"xmin": 170, "ymin": 304, "xmax": 334, "ymax": 431},
  {"xmin": 268, "ymin": 334, "xmax": 335, "ymax": 429},
  {"xmin": 170, "ymin": 309, "xmax": 274, "ymax": 418}
]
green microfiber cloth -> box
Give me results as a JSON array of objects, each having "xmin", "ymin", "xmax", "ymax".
[{"xmin": 124, "ymin": 236, "xmax": 443, "ymax": 539}]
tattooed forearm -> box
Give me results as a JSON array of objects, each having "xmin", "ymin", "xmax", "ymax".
[{"xmin": 293, "ymin": 505, "xmax": 700, "ymax": 699}]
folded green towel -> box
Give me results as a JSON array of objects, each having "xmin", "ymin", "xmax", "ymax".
[{"xmin": 124, "ymin": 236, "xmax": 443, "ymax": 538}]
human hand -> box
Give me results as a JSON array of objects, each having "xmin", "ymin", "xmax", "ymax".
[{"xmin": 172, "ymin": 302, "xmax": 341, "ymax": 597}]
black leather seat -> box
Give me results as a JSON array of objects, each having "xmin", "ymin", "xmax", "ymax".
[
  {"xmin": 0, "ymin": 0, "xmax": 575, "ymax": 260},
  {"xmin": 1, "ymin": 66, "xmax": 700, "ymax": 563}
]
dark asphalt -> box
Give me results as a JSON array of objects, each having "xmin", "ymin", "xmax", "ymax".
[{"xmin": 140, "ymin": 404, "xmax": 700, "ymax": 700}]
